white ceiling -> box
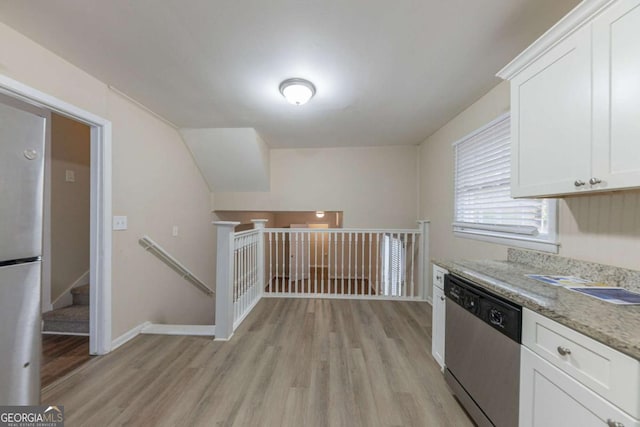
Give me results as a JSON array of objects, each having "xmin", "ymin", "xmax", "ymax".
[{"xmin": 0, "ymin": 0, "xmax": 580, "ymax": 148}]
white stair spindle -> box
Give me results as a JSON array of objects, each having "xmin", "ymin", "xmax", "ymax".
[
  {"xmin": 361, "ymin": 232, "xmax": 365, "ymax": 295},
  {"xmin": 320, "ymin": 230, "xmax": 325, "ymax": 292},
  {"xmin": 339, "ymin": 233, "xmax": 344, "ymax": 295},
  {"xmin": 268, "ymin": 232, "xmax": 272, "ymax": 293},
  {"xmin": 377, "ymin": 233, "xmax": 381, "ymax": 296},
  {"xmin": 307, "ymin": 231, "xmax": 311, "ymax": 294},
  {"xmin": 333, "ymin": 232, "xmax": 340, "ymax": 294},
  {"xmin": 327, "ymin": 232, "xmax": 332, "ymax": 293}
]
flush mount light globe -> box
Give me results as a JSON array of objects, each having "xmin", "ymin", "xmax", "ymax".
[
  {"xmin": 279, "ymin": 78, "xmax": 316, "ymax": 105},
  {"xmin": 315, "ymin": 211, "xmax": 325, "ymax": 218}
]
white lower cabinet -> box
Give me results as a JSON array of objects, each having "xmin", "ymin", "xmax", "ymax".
[
  {"xmin": 431, "ymin": 285, "xmax": 446, "ymax": 370},
  {"xmin": 520, "ymin": 346, "xmax": 639, "ymax": 427},
  {"xmin": 431, "ymin": 265, "xmax": 447, "ymax": 371}
]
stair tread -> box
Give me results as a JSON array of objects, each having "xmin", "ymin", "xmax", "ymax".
[
  {"xmin": 43, "ymin": 305, "xmax": 89, "ymax": 323},
  {"xmin": 71, "ymin": 284, "xmax": 90, "ymax": 295}
]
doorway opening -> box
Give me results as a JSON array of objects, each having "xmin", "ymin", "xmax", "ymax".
[
  {"xmin": 0, "ymin": 75, "xmax": 112, "ymax": 361},
  {"xmin": 40, "ymin": 113, "xmax": 93, "ymax": 385}
]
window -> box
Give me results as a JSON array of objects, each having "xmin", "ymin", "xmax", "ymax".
[{"xmin": 453, "ymin": 113, "xmax": 558, "ymax": 253}]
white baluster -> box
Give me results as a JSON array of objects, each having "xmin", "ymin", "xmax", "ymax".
[
  {"xmin": 361, "ymin": 232, "xmax": 365, "ymax": 295},
  {"xmin": 368, "ymin": 232, "xmax": 372, "ymax": 295},
  {"xmin": 410, "ymin": 233, "xmax": 415, "ymax": 298},
  {"xmin": 336, "ymin": 231, "xmax": 340, "ymax": 294},
  {"xmin": 376, "ymin": 233, "xmax": 382, "ymax": 295},
  {"xmin": 320, "ymin": 229, "xmax": 325, "ymax": 293},
  {"xmin": 417, "ymin": 220, "xmax": 430, "ymax": 300},
  {"xmin": 307, "ymin": 230, "xmax": 311, "ymax": 295},
  {"xmin": 268, "ymin": 232, "xmax": 272, "ymax": 293},
  {"xmin": 314, "ymin": 231, "xmax": 318, "ymax": 295},
  {"xmin": 348, "ymin": 232, "xmax": 352, "ymax": 295},
  {"xmin": 403, "ymin": 232, "xmax": 408, "ymax": 297},
  {"xmin": 341, "ymin": 232, "xmax": 345, "ymax": 295},
  {"xmin": 282, "ymin": 232, "xmax": 287, "ymax": 294}
]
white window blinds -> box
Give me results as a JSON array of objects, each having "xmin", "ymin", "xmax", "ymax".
[{"xmin": 453, "ymin": 113, "xmax": 554, "ymax": 240}]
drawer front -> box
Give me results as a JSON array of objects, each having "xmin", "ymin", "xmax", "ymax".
[
  {"xmin": 432, "ymin": 265, "xmax": 447, "ymax": 290},
  {"xmin": 520, "ymin": 347, "xmax": 640, "ymax": 427},
  {"xmin": 522, "ymin": 308, "xmax": 640, "ymax": 418}
]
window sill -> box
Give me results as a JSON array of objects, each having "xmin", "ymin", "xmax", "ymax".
[{"xmin": 453, "ymin": 229, "xmax": 559, "ymax": 254}]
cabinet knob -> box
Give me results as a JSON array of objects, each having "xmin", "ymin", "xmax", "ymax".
[
  {"xmin": 607, "ymin": 420, "xmax": 624, "ymax": 427},
  {"xmin": 557, "ymin": 346, "xmax": 571, "ymax": 356},
  {"xmin": 440, "ymin": 296, "xmax": 445, "ymax": 301},
  {"xmin": 574, "ymin": 180, "xmax": 586, "ymax": 187},
  {"xmin": 589, "ymin": 177, "xmax": 602, "ymax": 185}
]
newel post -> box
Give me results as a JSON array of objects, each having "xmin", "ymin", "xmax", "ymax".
[
  {"xmin": 213, "ymin": 221, "xmax": 240, "ymax": 340},
  {"xmin": 417, "ymin": 220, "xmax": 431, "ymax": 301},
  {"xmin": 251, "ymin": 219, "xmax": 268, "ymax": 299}
]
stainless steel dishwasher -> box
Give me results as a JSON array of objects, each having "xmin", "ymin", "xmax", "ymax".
[{"xmin": 444, "ymin": 273, "xmax": 522, "ymax": 427}]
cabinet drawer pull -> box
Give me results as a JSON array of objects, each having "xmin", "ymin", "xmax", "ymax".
[
  {"xmin": 557, "ymin": 346, "xmax": 571, "ymax": 356},
  {"xmin": 607, "ymin": 420, "xmax": 624, "ymax": 427},
  {"xmin": 574, "ymin": 180, "xmax": 586, "ymax": 187},
  {"xmin": 589, "ymin": 177, "xmax": 602, "ymax": 185}
]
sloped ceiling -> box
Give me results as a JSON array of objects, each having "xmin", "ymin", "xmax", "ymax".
[{"xmin": 181, "ymin": 128, "xmax": 270, "ymax": 192}]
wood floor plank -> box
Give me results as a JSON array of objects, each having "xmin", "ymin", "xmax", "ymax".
[
  {"xmin": 42, "ymin": 298, "xmax": 473, "ymax": 427},
  {"xmin": 41, "ymin": 335, "xmax": 92, "ymax": 388}
]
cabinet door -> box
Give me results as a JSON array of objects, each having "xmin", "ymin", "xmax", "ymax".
[
  {"xmin": 520, "ymin": 347, "xmax": 639, "ymax": 427},
  {"xmin": 431, "ymin": 286, "xmax": 446, "ymax": 371},
  {"xmin": 593, "ymin": 0, "xmax": 640, "ymax": 191},
  {"xmin": 510, "ymin": 24, "xmax": 592, "ymax": 198}
]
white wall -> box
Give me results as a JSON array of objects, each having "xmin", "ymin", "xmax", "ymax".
[
  {"xmin": 419, "ymin": 80, "xmax": 640, "ymax": 273},
  {"xmin": 0, "ymin": 22, "xmax": 216, "ymax": 339},
  {"xmin": 214, "ymin": 146, "xmax": 419, "ymax": 229}
]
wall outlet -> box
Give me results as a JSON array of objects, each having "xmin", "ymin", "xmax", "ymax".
[
  {"xmin": 172, "ymin": 225, "xmax": 179, "ymax": 237},
  {"xmin": 65, "ymin": 169, "xmax": 75, "ymax": 182},
  {"xmin": 113, "ymin": 216, "xmax": 128, "ymax": 231}
]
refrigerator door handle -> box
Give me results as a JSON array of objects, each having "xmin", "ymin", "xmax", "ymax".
[{"xmin": 0, "ymin": 257, "xmax": 41, "ymax": 268}]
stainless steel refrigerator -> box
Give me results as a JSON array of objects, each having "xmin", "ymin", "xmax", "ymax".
[{"xmin": 0, "ymin": 94, "xmax": 46, "ymax": 405}]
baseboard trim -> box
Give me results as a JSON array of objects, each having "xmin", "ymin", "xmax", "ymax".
[
  {"xmin": 213, "ymin": 332, "xmax": 234, "ymax": 342},
  {"xmin": 141, "ymin": 324, "xmax": 216, "ymax": 336},
  {"xmin": 111, "ymin": 321, "xmax": 151, "ymax": 351}
]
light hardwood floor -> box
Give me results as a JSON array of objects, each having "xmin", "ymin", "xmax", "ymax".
[
  {"xmin": 42, "ymin": 298, "xmax": 473, "ymax": 426},
  {"xmin": 41, "ymin": 334, "xmax": 92, "ymax": 388}
]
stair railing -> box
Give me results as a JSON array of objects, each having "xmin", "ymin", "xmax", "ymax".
[
  {"xmin": 139, "ymin": 235, "xmax": 214, "ymax": 296},
  {"xmin": 213, "ymin": 219, "xmax": 430, "ymax": 341}
]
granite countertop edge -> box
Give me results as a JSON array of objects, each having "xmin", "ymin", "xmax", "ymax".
[{"xmin": 433, "ymin": 259, "xmax": 640, "ymax": 362}]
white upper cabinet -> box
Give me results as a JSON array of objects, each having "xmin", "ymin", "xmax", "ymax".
[
  {"xmin": 498, "ymin": 0, "xmax": 640, "ymax": 198},
  {"xmin": 592, "ymin": 0, "xmax": 640, "ymax": 190}
]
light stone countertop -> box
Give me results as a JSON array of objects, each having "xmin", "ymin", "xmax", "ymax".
[{"xmin": 433, "ymin": 258, "xmax": 640, "ymax": 361}]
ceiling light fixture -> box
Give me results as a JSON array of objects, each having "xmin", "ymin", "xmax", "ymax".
[
  {"xmin": 315, "ymin": 211, "xmax": 325, "ymax": 218},
  {"xmin": 279, "ymin": 78, "xmax": 316, "ymax": 105}
]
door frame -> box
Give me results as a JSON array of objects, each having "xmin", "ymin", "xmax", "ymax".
[{"xmin": 0, "ymin": 75, "xmax": 112, "ymax": 355}]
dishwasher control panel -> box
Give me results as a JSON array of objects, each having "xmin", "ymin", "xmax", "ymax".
[{"xmin": 445, "ymin": 273, "xmax": 522, "ymax": 343}]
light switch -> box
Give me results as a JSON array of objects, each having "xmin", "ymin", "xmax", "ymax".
[
  {"xmin": 113, "ymin": 216, "xmax": 128, "ymax": 231},
  {"xmin": 65, "ymin": 169, "xmax": 75, "ymax": 182},
  {"xmin": 172, "ymin": 226, "xmax": 179, "ymax": 237}
]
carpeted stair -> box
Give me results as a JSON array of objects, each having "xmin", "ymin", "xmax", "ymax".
[{"xmin": 43, "ymin": 284, "xmax": 90, "ymax": 335}]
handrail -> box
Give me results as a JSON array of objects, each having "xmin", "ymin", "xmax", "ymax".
[
  {"xmin": 138, "ymin": 235, "xmax": 214, "ymax": 296},
  {"xmin": 234, "ymin": 228, "xmax": 261, "ymax": 237},
  {"xmin": 267, "ymin": 227, "xmax": 421, "ymax": 233}
]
